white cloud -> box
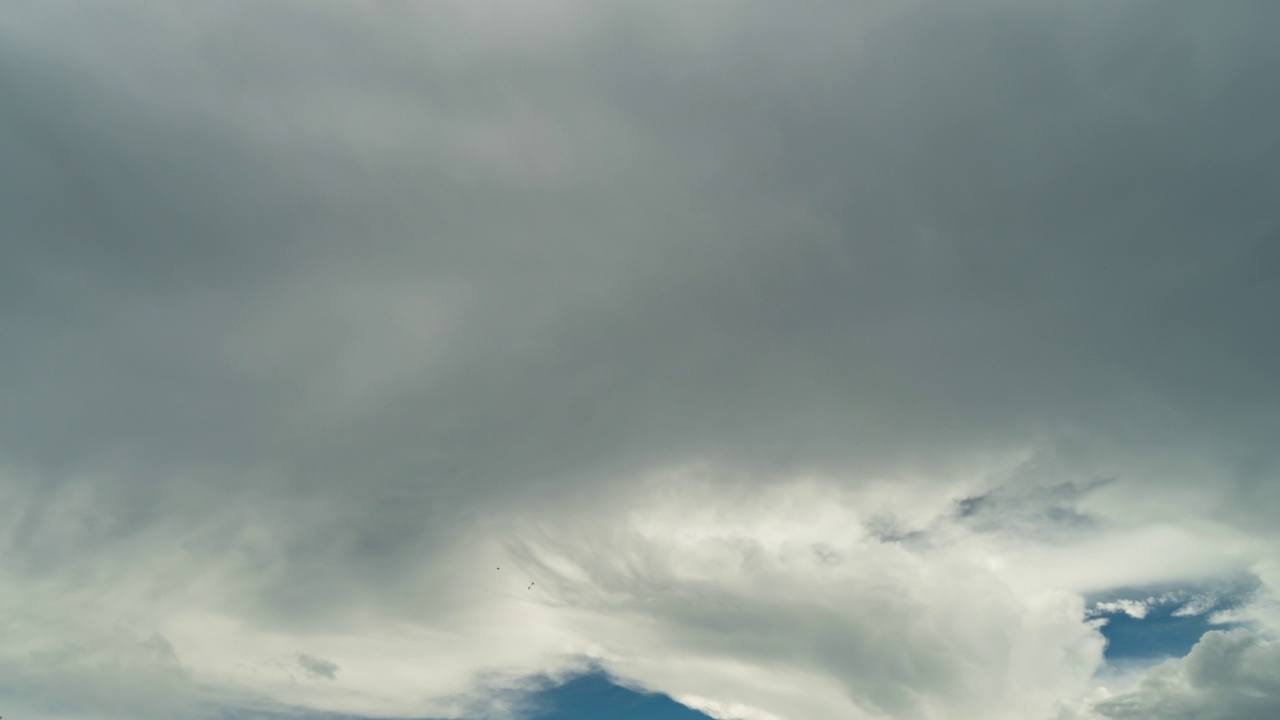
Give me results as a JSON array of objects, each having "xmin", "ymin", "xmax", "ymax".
[
  {"xmin": 1084, "ymin": 629, "xmax": 1280, "ymax": 720},
  {"xmin": 1091, "ymin": 600, "xmax": 1151, "ymax": 620},
  {"xmin": 1086, "ymin": 590, "xmax": 1225, "ymax": 621},
  {"xmin": 500, "ymin": 468, "xmax": 1109, "ymax": 720},
  {"xmin": 1171, "ymin": 594, "xmax": 1220, "ymax": 618},
  {"xmin": 0, "ymin": 461, "xmax": 1276, "ymax": 720}
]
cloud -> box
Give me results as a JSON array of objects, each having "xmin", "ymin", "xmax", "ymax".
[
  {"xmin": 1171, "ymin": 594, "xmax": 1220, "ymax": 618},
  {"xmin": 1092, "ymin": 601, "xmax": 1151, "ymax": 620},
  {"xmin": 1088, "ymin": 629, "xmax": 1280, "ymax": 720},
  {"xmin": 297, "ymin": 655, "xmax": 340, "ymax": 680},
  {"xmin": 501, "ymin": 469, "xmax": 1110, "ymax": 720},
  {"xmin": 1, "ymin": 0, "xmax": 1280, "ymax": 718},
  {"xmin": 1087, "ymin": 585, "xmax": 1240, "ymax": 622}
]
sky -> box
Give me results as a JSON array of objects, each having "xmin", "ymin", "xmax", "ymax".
[{"xmin": 1, "ymin": 1, "xmax": 1279, "ymax": 719}]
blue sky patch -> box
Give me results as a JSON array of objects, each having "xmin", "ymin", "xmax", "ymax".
[
  {"xmin": 1097, "ymin": 602, "xmax": 1233, "ymax": 661},
  {"xmin": 524, "ymin": 670, "xmax": 713, "ymax": 720},
  {"xmin": 1088, "ymin": 575, "xmax": 1259, "ymax": 661}
]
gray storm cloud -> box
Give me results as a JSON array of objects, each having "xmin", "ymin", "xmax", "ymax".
[{"xmin": 2, "ymin": 1, "xmax": 1279, "ymax": 718}]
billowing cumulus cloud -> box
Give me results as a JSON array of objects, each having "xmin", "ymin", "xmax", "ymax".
[
  {"xmin": 2, "ymin": 0, "xmax": 1279, "ymax": 719},
  {"xmin": 1086, "ymin": 629, "xmax": 1280, "ymax": 720}
]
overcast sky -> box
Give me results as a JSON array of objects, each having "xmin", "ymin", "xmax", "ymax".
[{"xmin": 2, "ymin": 1, "xmax": 1279, "ymax": 719}]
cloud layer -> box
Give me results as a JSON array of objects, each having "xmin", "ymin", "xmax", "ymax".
[{"xmin": 2, "ymin": 1, "xmax": 1279, "ymax": 718}]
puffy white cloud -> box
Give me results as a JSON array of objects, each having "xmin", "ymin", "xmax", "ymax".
[{"xmin": 1086, "ymin": 629, "xmax": 1280, "ymax": 720}]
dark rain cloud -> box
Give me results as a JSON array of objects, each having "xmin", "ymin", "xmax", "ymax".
[{"xmin": 2, "ymin": 0, "xmax": 1279, "ymax": 716}]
